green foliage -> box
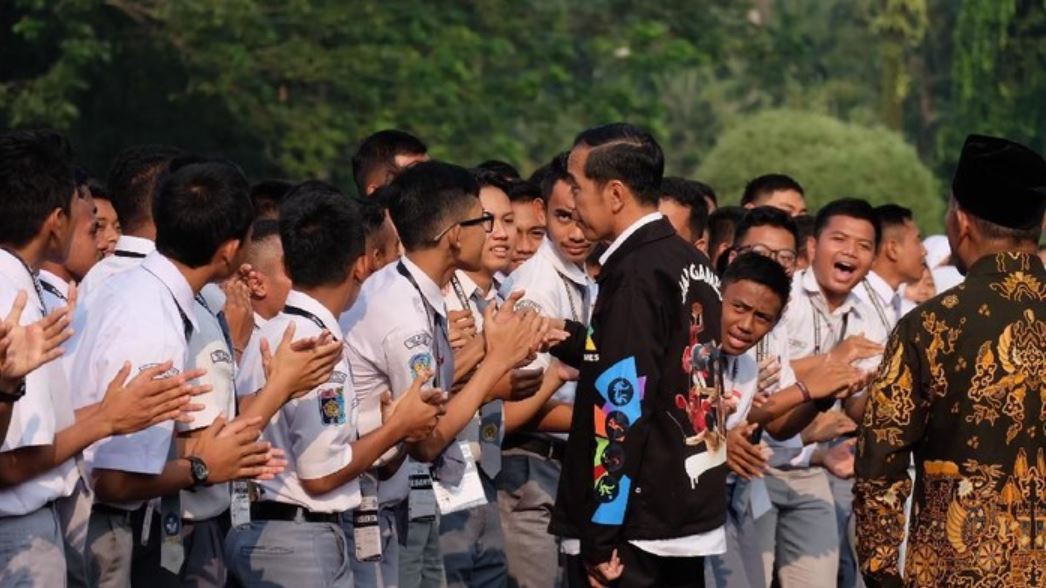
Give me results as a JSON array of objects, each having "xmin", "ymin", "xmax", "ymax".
[{"xmin": 699, "ymin": 110, "xmax": 945, "ymax": 232}]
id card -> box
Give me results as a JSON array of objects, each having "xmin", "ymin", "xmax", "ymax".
[
  {"xmin": 408, "ymin": 462, "xmax": 437, "ymax": 521},
  {"xmin": 354, "ymin": 475, "xmax": 382, "ymax": 562},
  {"xmin": 230, "ymin": 481, "xmax": 252, "ymax": 528},
  {"xmin": 432, "ymin": 442, "xmax": 487, "ymax": 515}
]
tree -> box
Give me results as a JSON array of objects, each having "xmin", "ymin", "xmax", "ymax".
[{"xmin": 698, "ymin": 109, "xmax": 945, "ymax": 232}]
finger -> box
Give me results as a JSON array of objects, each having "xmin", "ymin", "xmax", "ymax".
[
  {"xmin": 109, "ymin": 361, "xmax": 132, "ymax": 389},
  {"xmin": 204, "ymin": 415, "xmax": 227, "ymax": 438},
  {"xmin": 4, "ymin": 290, "xmax": 27, "ymax": 325},
  {"xmin": 279, "ymin": 321, "xmax": 297, "ymax": 349}
]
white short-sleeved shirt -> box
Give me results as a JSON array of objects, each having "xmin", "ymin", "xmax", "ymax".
[
  {"xmin": 724, "ymin": 353, "xmax": 760, "ymax": 431},
  {"xmin": 341, "ymin": 256, "xmax": 451, "ymax": 507},
  {"xmin": 237, "ymin": 290, "xmax": 359, "ymax": 513},
  {"xmin": 178, "ymin": 298, "xmax": 236, "ymax": 520},
  {"xmin": 0, "ymin": 251, "xmax": 78, "ymax": 517},
  {"xmin": 38, "ymin": 269, "xmax": 70, "ymax": 313},
  {"xmin": 66, "ymin": 251, "xmax": 196, "ymax": 510},
  {"xmin": 500, "ymin": 238, "xmax": 597, "ymax": 408},
  {"xmin": 77, "ymin": 235, "xmax": 155, "ymax": 301},
  {"xmin": 751, "ymin": 322, "xmax": 813, "ymax": 468},
  {"xmin": 853, "ymin": 271, "xmax": 899, "ymax": 337}
]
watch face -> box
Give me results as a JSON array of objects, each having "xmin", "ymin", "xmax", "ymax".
[{"xmin": 191, "ymin": 458, "xmax": 209, "ymax": 482}]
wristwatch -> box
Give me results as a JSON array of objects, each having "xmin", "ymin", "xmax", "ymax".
[
  {"xmin": 187, "ymin": 456, "xmax": 210, "ymax": 489},
  {"xmin": 0, "ymin": 379, "xmax": 26, "ymax": 404}
]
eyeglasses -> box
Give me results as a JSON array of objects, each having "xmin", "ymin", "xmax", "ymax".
[
  {"xmin": 736, "ymin": 244, "xmax": 798, "ymax": 268},
  {"xmin": 433, "ymin": 211, "xmax": 495, "ymax": 242}
]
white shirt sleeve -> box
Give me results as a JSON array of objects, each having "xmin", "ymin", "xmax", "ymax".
[
  {"xmin": 89, "ymin": 312, "xmax": 186, "ymax": 475},
  {"xmin": 284, "ymin": 376, "xmax": 354, "ymax": 480}
]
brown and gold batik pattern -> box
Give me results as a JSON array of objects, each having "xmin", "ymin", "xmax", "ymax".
[{"xmin": 855, "ymin": 252, "xmax": 1046, "ymax": 588}]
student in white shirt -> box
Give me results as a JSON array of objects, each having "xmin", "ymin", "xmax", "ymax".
[
  {"xmin": 91, "ymin": 183, "xmax": 121, "ymax": 257},
  {"xmin": 498, "ymin": 153, "xmax": 597, "ymax": 587},
  {"xmin": 855, "ymin": 204, "xmax": 927, "ymax": 335},
  {"xmin": 351, "ymin": 129, "xmax": 430, "ymax": 198},
  {"xmin": 228, "ymin": 181, "xmax": 445, "ymax": 588},
  {"xmin": 343, "ymin": 162, "xmax": 555, "ymax": 588},
  {"xmin": 659, "ymin": 176, "xmax": 712, "ymax": 256},
  {"xmin": 506, "ymin": 178, "xmax": 547, "ymax": 272},
  {"xmin": 67, "ymin": 160, "xmax": 285, "ymax": 588},
  {"xmin": 0, "ymin": 130, "xmax": 209, "ymax": 587},
  {"xmin": 740, "ymin": 174, "xmax": 809, "ymax": 217},
  {"xmin": 39, "ymin": 176, "xmax": 103, "ymax": 313},
  {"xmin": 239, "ymin": 219, "xmax": 292, "ymax": 342},
  {"xmin": 77, "ymin": 145, "xmax": 183, "ymax": 300}
]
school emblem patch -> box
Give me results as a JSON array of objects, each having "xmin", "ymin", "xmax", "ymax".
[
  {"xmin": 319, "ymin": 388, "xmax": 346, "ymax": 425},
  {"xmin": 409, "ymin": 353, "xmax": 433, "ymax": 380}
]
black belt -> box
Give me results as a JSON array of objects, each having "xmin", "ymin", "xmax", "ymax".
[
  {"xmin": 503, "ymin": 435, "xmax": 565, "ymax": 461},
  {"xmin": 91, "ymin": 503, "xmax": 137, "ymax": 520},
  {"xmin": 250, "ymin": 501, "xmax": 341, "ymax": 524}
]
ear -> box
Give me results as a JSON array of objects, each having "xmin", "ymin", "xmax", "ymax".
[
  {"xmin": 883, "ymin": 238, "xmax": 900, "ymax": 262},
  {"xmin": 726, "ymin": 248, "xmax": 737, "ymax": 265},
  {"xmin": 533, "ymin": 199, "xmax": 547, "ymax": 225},
  {"xmin": 694, "ymin": 236, "xmax": 709, "ymax": 257},
  {"xmin": 217, "ymin": 239, "xmax": 241, "ymax": 269},
  {"xmin": 351, "ymin": 254, "xmax": 369, "ymax": 283},
  {"xmin": 806, "ymin": 236, "xmax": 817, "ymax": 261},
  {"xmin": 245, "ymin": 271, "xmax": 266, "ymax": 299},
  {"xmin": 607, "ymin": 180, "xmax": 627, "ymax": 213}
]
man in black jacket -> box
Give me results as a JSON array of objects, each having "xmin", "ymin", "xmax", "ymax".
[{"xmin": 550, "ymin": 123, "xmax": 725, "ymax": 588}]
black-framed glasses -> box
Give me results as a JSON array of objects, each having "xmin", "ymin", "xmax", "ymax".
[
  {"xmin": 736, "ymin": 244, "xmax": 798, "ymax": 268},
  {"xmin": 433, "ymin": 211, "xmax": 495, "ymax": 241}
]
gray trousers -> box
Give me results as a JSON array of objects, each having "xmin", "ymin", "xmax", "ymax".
[
  {"xmin": 705, "ymin": 481, "xmax": 767, "ymax": 588},
  {"xmin": 224, "ymin": 519, "xmax": 352, "ymax": 587},
  {"xmin": 342, "ymin": 505, "xmax": 400, "ymax": 587},
  {"xmin": 439, "ymin": 473, "xmax": 507, "ymax": 588},
  {"xmin": 400, "ymin": 514, "xmax": 445, "ymax": 588},
  {"xmin": 86, "ymin": 509, "xmax": 135, "ymax": 588},
  {"xmin": 58, "ymin": 478, "xmax": 93, "ymax": 588},
  {"xmin": 828, "ymin": 473, "xmax": 863, "ymax": 588},
  {"xmin": 496, "ymin": 453, "xmax": 562, "ymax": 588},
  {"xmin": 131, "ymin": 509, "xmax": 228, "ymax": 587},
  {"xmin": 757, "ymin": 467, "xmax": 838, "ymax": 588},
  {"xmin": 0, "ymin": 504, "xmax": 66, "ymax": 587}
]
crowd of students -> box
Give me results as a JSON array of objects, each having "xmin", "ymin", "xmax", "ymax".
[{"xmin": 0, "ymin": 124, "xmax": 1039, "ymax": 588}]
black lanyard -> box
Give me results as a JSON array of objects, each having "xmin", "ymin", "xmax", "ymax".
[
  {"xmin": 283, "ymin": 304, "xmax": 337, "ymax": 340},
  {"xmin": 39, "ymin": 277, "xmax": 67, "ymax": 304},
  {"xmin": 1, "ymin": 248, "xmax": 46, "ymax": 316},
  {"xmin": 397, "ymin": 261, "xmax": 447, "ymax": 388},
  {"xmin": 142, "ymin": 264, "xmax": 193, "ymax": 342},
  {"xmin": 450, "ymin": 275, "xmax": 473, "ymax": 311},
  {"xmin": 862, "ymin": 280, "xmax": 891, "ymax": 332},
  {"xmin": 810, "ymin": 298, "xmax": 850, "ymax": 355},
  {"xmin": 113, "ymin": 250, "xmax": 147, "ymax": 259},
  {"xmin": 558, "ymin": 273, "xmax": 583, "ymax": 322}
]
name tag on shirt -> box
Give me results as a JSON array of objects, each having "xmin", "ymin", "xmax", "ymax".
[{"xmin": 432, "ymin": 442, "xmax": 487, "ymax": 515}]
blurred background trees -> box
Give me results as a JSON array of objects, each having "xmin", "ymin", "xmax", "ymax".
[{"xmin": 2, "ymin": 0, "xmax": 1043, "ymax": 227}]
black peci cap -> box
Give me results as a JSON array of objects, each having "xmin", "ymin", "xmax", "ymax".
[{"xmin": 952, "ymin": 134, "xmax": 1046, "ymax": 230}]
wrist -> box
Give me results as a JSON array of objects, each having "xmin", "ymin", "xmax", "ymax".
[{"xmin": 796, "ymin": 380, "xmax": 812, "ymax": 402}]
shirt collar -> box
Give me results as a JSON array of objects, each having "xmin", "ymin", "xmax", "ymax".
[
  {"xmin": 400, "ymin": 255, "xmax": 448, "ymax": 318},
  {"xmin": 283, "ymin": 289, "xmax": 341, "ymax": 334},
  {"xmin": 864, "ymin": 271, "xmax": 896, "ymax": 306},
  {"xmin": 539, "ymin": 237, "xmax": 589, "ymax": 286},
  {"xmin": 966, "ymin": 251, "xmax": 1046, "ymax": 278},
  {"xmin": 141, "ymin": 251, "xmax": 198, "ymax": 333},
  {"xmin": 451, "ymin": 270, "xmax": 483, "ymax": 300},
  {"xmin": 38, "ymin": 269, "xmax": 69, "ymax": 297},
  {"xmin": 599, "ymin": 211, "xmax": 663, "ymax": 266},
  {"xmin": 799, "ymin": 267, "xmax": 858, "ymax": 316},
  {"xmin": 114, "ymin": 235, "xmax": 156, "ymax": 257}
]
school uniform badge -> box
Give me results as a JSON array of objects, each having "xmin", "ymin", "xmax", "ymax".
[
  {"xmin": 319, "ymin": 388, "xmax": 346, "ymax": 425},
  {"xmin": 409, "ymin": 353, "xmax": 433, "ymax": 380}
]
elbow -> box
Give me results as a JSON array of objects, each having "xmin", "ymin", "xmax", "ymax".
[
  {"xmin": 300, "ymin": 476, "xmax": 337, "ymax": 497},
  {"xmin": 92, "ymin": 474, "xmax": 130, "ymax": 503},
  {"xmin": 409, "ymin": 441, "xmax": 443, "ymax": 464}
]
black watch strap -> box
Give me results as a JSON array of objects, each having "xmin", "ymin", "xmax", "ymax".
[{"xmin": 0, "ymin": 379, "xmax": 26, "ymax": 403}]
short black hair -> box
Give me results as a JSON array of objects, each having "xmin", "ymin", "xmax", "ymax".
[
  {"xmin": 357, "ymin": 196, "xmax": 388, "ymax": 243},
  {"xmin": 873, "ymin": 204, "xmax": 914, "ymax": 234},
  {"xmin": 505, "ymin": 177, "xmax": 543, "ymax": 204},
  {"xmin": 708, "ymin": 206, "xmax": 746, "ymax": 260},
  {"xmin": 154, "ymin": 160, "xmax": 253, "ymax": 268},
  {"xmin": 723, "ymin": 251, "xmax": 791, "ymax": 314},
  {"xmin": 250, "ymin": 218, "xmax": 281, "ymax": 243},
  {"xmin": 660, "ymin": 177, "xmax": 711, "ymax": 239},
  {"xmin": 529, "ymin": 152, "xmax": 571, "ymax": 202},
  {"xmin": 475, "ymin": 160, "xmax": 520, "ymax": 180},
  {"xmin": 735, "ymin": 206, "xmax": 800, "ymax": 249},
  {"xmin": 572, "ymin": 123, "xmax": 664, "ymax": 206},
  {"xmin": 741, "ymin": 174, "xmax": 805, "ymax": 206},
  {"xmin": 0, "ymin": 129, "xmax": 76, "ymax": 248},
  {"xmin": 249, "ymin": 179, "xmax": 294, "ymax": 219},
  {"xmin": 386, "ymin": 161, "xmax": 480, "ymax": 251},
  {"xmin": 814, "ymin": 197, "xmax": 882, "ymax": 248},
  {"xmin": 107, "ymin": 144, "xmax": 184, "ymax": 233},
  {"xmin": 352, "ymin": 129, "xmax": 427, "ymax": 197},
  {"xmin": 695, "ymin": 180, "xmax": 718, "ymax": 206},
  {"xmin": 794, "ymin": 214, "xmax": 815, "ymax": 244},
  {"xmin": 470, "ymin": 168, "xmax": 515, "ymax": 196},
  {"xmin": 87, "ymin": 177, "xmax": 109, "ymax": 202},
  {"xmin": 279, "ymin": 181, "xmax": 365, "ymax": 288}
]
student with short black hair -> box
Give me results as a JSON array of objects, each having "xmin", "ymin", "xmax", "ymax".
[
  {"xmin": 708, "ymin": 205, "xmax": 746, "ymax": 275},
  {"xmin": 506, "ymin": 177, "xmax": 547, "ymax": 271},
  {"xmin": 0, "ymin": 130, "xmax": 206, "ymax": 587},
  {"xmin": 659, "ymin": 176, "xmax": 711, "ymax": 254},
  {"xmin": 741, "ymin": 173, "xmax": 808, "ymax": 216},
  {"xmin": 855, "ymin": 204, "xmax": 927, "ymax": 333},
  {"xmin": 248, "ymin": 179, "xmax": 294, "ymax": 220},
  {"xmin": 352, "ymin": 129, "xmax": 429, "ymax": 197},
  {"xmin": 343, "ymin": 161, "xmax": 552, "ymax": 588},
  {"xmin": 229, "ymin": 180, "xmax": 444, "ymax": 587}
]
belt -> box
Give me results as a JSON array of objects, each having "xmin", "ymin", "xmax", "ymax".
[
  {"xmin": 250, "ymin": 501, "xmax": 341, "ymax": 524},
  {"xmin": 91, "ymin": 503, "xmax": 137, "ymax": 520},
  {"xmin": 503, "ymin": 435, "xmax": 565, "ymax": 461}
]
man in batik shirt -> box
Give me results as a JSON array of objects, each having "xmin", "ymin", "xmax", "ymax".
[{"xmin": 855, "ymin": 134, "xmax": 1046, "ymax": 587}]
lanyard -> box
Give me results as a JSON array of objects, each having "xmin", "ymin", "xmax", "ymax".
[
  {"xmin": 397, "ymin": 262, "xmax": 447, "ymax": 388},
  {"xmin": 1, "ymin": 248, "xmax": 46, "ymax": 316},
  {"xmin": 283, "ymin": 304, "xmax": 337, "ymax": 339},
  {"xmin": 557, "ymin": 273, "xmax": 583, "ymax": 322},
  {"xmin": 450, "ymin": 275, "xmax": 472, "ymax": 311},
  {"xmin": 113, "ymin": 250, "xmax": 147, "ymax": 259},
  {"xmin": 39, "ymin": 278, "xmax": 67, "ymax": 304},
  {"xmin": 755, "ymin": 338, "xmax": 769, "ymax": 363},
  {"xmin": 862, "ymin": 280, "xmax": 891, "ymax": 332},
  {"xmin": 810, "ymin": 298, "xmax": 850, "ymax": 355}
]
